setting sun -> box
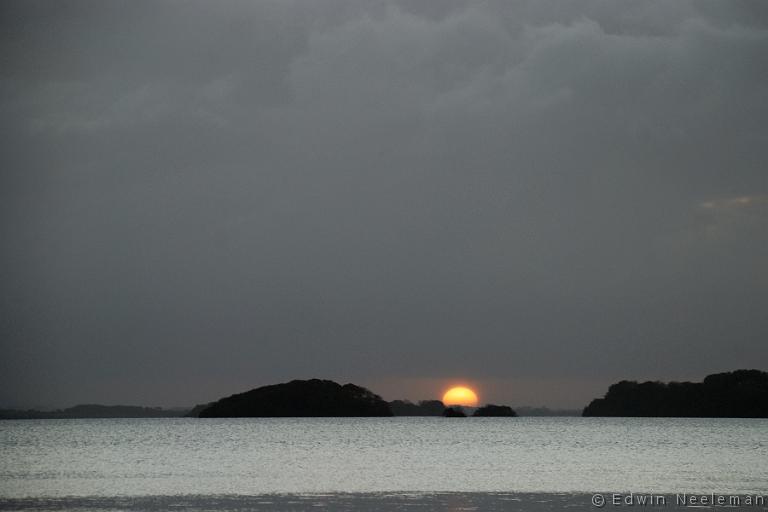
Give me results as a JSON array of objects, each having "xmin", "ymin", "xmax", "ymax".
[{"xmin": 442, "ymin": 386, "xmax": 479, "ymax": 407}]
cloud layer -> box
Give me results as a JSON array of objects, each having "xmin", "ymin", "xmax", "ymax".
[{"xmin": 2, "ymin": 0, "xmax": 767, "ymax": 407}]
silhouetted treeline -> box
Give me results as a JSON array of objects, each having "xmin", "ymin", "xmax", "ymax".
[
  {"xmin": 583, "ymin": 369, "xmax": 768, "ymax": 417},
  {"xmin": 472, "ymin": 404, "xmax": 517, "ymax": 417},
  {"xmin": 388, "ymin": 400, "xmax": 446, "ymax": 416},
  {"xmin": 515, "ymin": 406, "xmax": 580, "ymax": 417},
  {"xmin": 0, "ymin": 404, "xmax": 184, "ymax": 420},
  {"xmin": 199, "ymin": 379, "xmax": 393, "ymax": 417},
  {"xmin": 443, "ymin": 407, "xmax": 467, "ymax": 417}
]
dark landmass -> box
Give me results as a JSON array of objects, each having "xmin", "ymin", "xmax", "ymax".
[
  {"xmin": 0, "ymin": 404, "xmax": 184, "ymax": 420},
  {"xmin": 184, "ymin": 403, "xmax": 213, "ymax": 417},
  {"xmin": 443, "ymin": 407, "xmax": 467, "ymax": 417},
  {"xmin": 583, "ymin": 369, "xmax": 768, "ymax": 417},
  {"xmin": 473, "ymin": 404, "xmax": 517, "ymax": 417},
  {"xmin": 515, "ymin": 406, "xmax": 581, "ymax": 417},
  {"xmin": 389, "ymin": 399, "xmax": 445, "ymax": 416},
  {"xmin": 198, "ymin": 379, "xmax": 393, "ymax": 417}
]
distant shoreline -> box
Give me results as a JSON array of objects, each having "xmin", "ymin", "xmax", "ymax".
[
  {"xmin": 5, "ymin": 369, "xmax": 765, "ymax": 420},
  {"xmin": 0, "ymin": 405, "xmax": 580, "ymax": 420}
]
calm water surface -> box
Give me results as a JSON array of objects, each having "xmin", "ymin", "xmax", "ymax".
[{"xmin": 0, "ymin": 417, "xmax": 766, "ymax": 498}]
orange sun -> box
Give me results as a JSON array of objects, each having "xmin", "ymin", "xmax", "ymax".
[{"xmin": 442, "ymin": 386, "xmax": 479, "ymax": 407}]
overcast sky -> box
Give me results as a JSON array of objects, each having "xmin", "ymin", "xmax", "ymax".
[{"xmin": 1, "ymin": 0, "xmax": 767, "ymax": 409}]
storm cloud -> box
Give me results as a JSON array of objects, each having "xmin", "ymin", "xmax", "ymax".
[{"xmin": 1, "ymin": 0, "xmax": 767, "ymax": 408}]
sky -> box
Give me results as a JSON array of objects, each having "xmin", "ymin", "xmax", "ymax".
[{"xmin": 1, "ymin": 0, "xmax": 767, "ymax": 409}]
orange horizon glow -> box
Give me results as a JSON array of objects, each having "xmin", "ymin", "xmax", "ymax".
[{"xmin": 442, "ymin": 386, "xmax": 479, "ymax": 407}]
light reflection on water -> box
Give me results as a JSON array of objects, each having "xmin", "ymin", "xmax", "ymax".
[{"xmin": 0, "ymin": 417, "xmax": 766, "ymax": 498}]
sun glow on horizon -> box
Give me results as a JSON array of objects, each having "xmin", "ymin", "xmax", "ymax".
[{"xmin": 442, "ymin": 386, "xmax": 479, "ymax": 407}]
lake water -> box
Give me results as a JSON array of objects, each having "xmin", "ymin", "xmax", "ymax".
[{"xmin": 1, "ymin": 417, "xmax": 766, "ymax": 510}]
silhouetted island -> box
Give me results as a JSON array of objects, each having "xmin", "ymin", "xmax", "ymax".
[
  {"xmin": 473, "ymin": 404, "xmax": 517, "ymax": 417},
  {"xmin": 583, "ymin": 369, "xmax": 768, "ymax": 417},
  {"xmin": 389, "ymin": 399, "xmax": 446, "ymax": 416},
  {"xmin": 443, "ymin": 407, "xmax": 467, "ymax": 417},
  {"xmin": 198, "ymin": 379, "xmax": 393, "ymax": 417}
]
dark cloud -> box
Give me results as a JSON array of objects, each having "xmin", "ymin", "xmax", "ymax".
[{"xmin": 1, "ymin": 0, "xmax": 766, "ymax": 408}]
